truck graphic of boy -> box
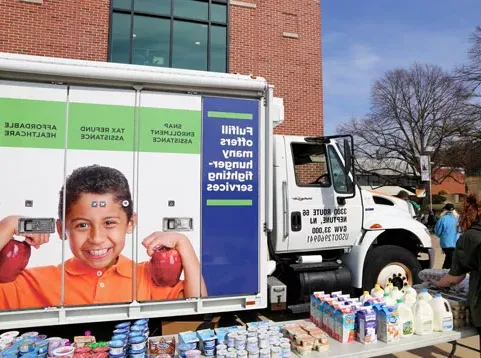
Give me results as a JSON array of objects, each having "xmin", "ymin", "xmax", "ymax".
[{"xmin": 0, "ymin": 165, "xmax": 206, "ymax": 309}]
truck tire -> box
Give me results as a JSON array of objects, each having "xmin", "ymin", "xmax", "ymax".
[{"xmin": 362, "ymin": 245, "xmax": 422, "ymax": 291}]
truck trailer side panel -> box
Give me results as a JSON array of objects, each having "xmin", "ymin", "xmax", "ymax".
[{"xmin": 0, "ymin": 75, "xmax": 268, "ymax": 329}]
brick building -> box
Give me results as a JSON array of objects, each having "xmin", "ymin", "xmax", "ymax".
[{"xmin": 0, "ymin": 0, "xmax": 323, "ymax": 136}]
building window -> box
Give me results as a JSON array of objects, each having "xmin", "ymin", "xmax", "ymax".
[{"xmin": 109, "ymin": 0, "xmax": 228, "ymax": 72}]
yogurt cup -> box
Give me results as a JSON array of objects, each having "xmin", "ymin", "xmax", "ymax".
[
  {"xmin": 185, "ymin": 349, "xmax": 202, "ymax": 358},
  {"xmin": 115, "ymin": 322, "xmax": 131, "ymax": 330},
  {"xmin": 0, "ymin": 331, "xmax": 19, "ymax": 340},
  {"xmin": 112, "ymin": 329, "xmax": 129, "ymax": 335},
  {"xmin": 17, "ymin": 338, "xmax": 36, "ymax": 353},
  {"xmin": 52, "ymin": 345, "xmax": 75, "ymax": 358},
  {"xmin": 216, "ymin": 349, "xmax": 228, "ymax": 358},
  {"xmin": 129, "ymin": 336, "xmax": 146, "ymax": 351},
  {"xmin": 21, "ymin": 332, "xmax": 39, "ymax": 338},
  {"xmin": 177, "ymin": 343, "xmax": 191, "ymax": 358},
  {"xmin": 109, "ymin": 340, "xmax": 125, "ymax": 355}
]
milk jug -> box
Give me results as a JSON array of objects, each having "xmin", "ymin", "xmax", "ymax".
[
  {"xmin": 417, "ymin": 289, "xmax": 433, "ymax": 302},
  {"xmin": 430, "ymin": 293, "xmax": 453, "ymax": 332},
  {"xmin": 370, "ymin": 284, "xmax": 384, "ymax": 299},
  {"xmin": 384, "ymin": 282, "xmax": 394, "ymax": 295},
  {"xmin": 396, "ymin": 299, "xmax": 414, "ymax": 338},
  {"xmin": 390, "ymin": 287, "xmax": 403, "ymax": 301},
  {"xmin": 412, "ymin": 298, "xmax": 433, "ymax": 335},
  {"xmin": 403, "ymin": 291, "xmax": 417, "ymax": 308},
  {"xmin": 359, "ymin": 291, "xmax": 372, "ymax": 304},
  {"xmin": 401, "ymin": 284, "xmax": 417, "ymax": 297},
  {"xmin": 383, "ymin": 293, "xmax": 396, "ymax": 306}
]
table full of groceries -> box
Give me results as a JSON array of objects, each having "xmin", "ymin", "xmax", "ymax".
[{"xmin": 0, "ymin": 269, "xmax": 475, "ymax": 358}]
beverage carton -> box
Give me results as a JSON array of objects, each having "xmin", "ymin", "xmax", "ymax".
[
  {"xmin": 358, "ymin": 308, "xmax": 377, "ymax": 344},
  {"xmin": 334, "ymin": 305, "xmax": 355, "ymax": 343},
  {"xmin": 321, "ymin": 298, "xmax": 334, "ymax": 331},
  {"xmin": 378, "ymin": 306, "xmax": 400, "ymax": 343},
  {"xmin": 326, "ymin": 301, "xmax": 341, "ymax": 337}
]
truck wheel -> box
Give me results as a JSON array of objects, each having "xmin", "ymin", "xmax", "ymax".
[{"xmin": 362, "ymin": 245, "xmax": 422, "ymax": 291}]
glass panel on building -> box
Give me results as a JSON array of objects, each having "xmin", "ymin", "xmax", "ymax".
[
  {"xmin": 132, "ymin": 16, "xmax": 170, "ymax": 67},
  {"xmin": 174, "ymin": 0, "xmax": 208, "ymax": 21},
  {"xmin": 134, "ymin": 0, "xmax": 171, "ymax": 15},
  {"xmin": 172, "ymin": 21, "xmax": 208, "ymax": 71},
  {"xmin": 211, "ymin": 3, "xmax": 227, "ymax": 23},
  {"xmin": 110, "ymin": 12, "xmax": 131, "ymax": 64},
  {"xmin": 113, "ymin": 0, "xmax": 131, "ymax": 10},
  {"xmin": 210, "ymin": 25, "xmax": 227, "ymax": 72}
]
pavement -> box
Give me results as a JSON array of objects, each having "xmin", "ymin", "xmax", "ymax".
[{"xmin": 378, "ymin": 234, "xmax": 480, "ymax": 358}]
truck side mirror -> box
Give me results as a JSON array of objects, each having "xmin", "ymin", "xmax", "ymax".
[{"xmin": 343, "ymin": 139, "xmax": 352, "ymax": 176}]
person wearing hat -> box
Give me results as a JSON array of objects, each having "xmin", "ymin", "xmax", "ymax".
[{"xmin": 434, "ymin": 203, "xmax": 460, "ymax": 269}]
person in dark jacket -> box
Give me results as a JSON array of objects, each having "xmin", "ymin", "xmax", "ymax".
[{"xmin": 435, "ymin": 194, "xmax": 481, "ymax": 349}]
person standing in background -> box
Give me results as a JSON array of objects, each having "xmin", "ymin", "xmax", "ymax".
[{"xmin": 434, "ymin": 203, "xmax": 460, "ymax": 269}]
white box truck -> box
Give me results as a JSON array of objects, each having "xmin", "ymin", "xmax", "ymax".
[{"xmin": 0, "ymin": 53, "xmax": 434, "ymax": 330}]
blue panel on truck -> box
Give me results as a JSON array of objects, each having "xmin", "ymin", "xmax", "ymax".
[{"xmin": 201, "ymin": 96, "xmax": 260, "ymax": 296}]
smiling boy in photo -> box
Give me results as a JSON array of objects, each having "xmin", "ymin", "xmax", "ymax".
[{"xmin": 0, "ymin": 165, "xmax": 207, "ymax": 309}]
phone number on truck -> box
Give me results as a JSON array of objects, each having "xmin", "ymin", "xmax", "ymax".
[{"xmin": 306, "ymin": 233, "xmax": 350, "ymax": 243}]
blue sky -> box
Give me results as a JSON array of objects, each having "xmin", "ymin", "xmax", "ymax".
[{"xmin": 322, "ymin": 0, "xmax": 481, "ymax": 135}]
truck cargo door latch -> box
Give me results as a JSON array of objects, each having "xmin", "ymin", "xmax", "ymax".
[{"xmin": 291, "ymin": 211, "xmax": 302, "ymax": 232}]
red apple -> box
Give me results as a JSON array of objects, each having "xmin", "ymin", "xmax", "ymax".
[
  {"xmin": 150, "ymin": 246, "xmax": 183, "ymax": 287},
  {"xmin": 0, "ymin": 238, "xmax": 31, "ymax": 283}
]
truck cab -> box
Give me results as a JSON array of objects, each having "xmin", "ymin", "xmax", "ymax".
[{"xmin": 270, "ymin": 134, "xmax": 434, "ymax": 306}]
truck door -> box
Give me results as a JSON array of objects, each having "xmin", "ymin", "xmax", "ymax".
[{"xmin": 284, "ymin": 136, "xmax": 362, "ymax": 253}]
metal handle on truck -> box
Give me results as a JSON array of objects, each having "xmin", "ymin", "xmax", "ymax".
[{"xmin": 282, "ymin": 181, "xmax": 289, "ymax": 238}]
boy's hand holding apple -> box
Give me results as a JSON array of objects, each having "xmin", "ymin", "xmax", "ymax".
[
  {"xmin": 0, "ymin": 216, "xmax": 51, "ymax": 283},
  {"xmin": 142, "ymin": 232, "xmax": 192, "ymax": 287}
]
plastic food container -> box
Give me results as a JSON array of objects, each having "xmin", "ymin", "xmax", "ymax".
[
  {"xmin": 234, "ymin": 336, "xmax": 246, "ymax": 351},
  {"xmin": 133, "ymin": 319, "xmax": 148, "ymax": 326},
  {"xmin": 21, "ymin": 332, "xmax": 39, "ymax": 338},
  {"xmin": 112, "ymin": 329, "xmax": 129, "ymax": 336},
  {"xmin": 129, "ymin": 336, "xmax": 146, "ymax": 352},
  {"xmin": 227, "ymin": 333, "xmax": 237, "ymax": 348},
  {"xmin": 53, "ymin": 345, "xmax": 75, "ymax": 358},
  {"xmin": 115, "ymin": 322, "xmax": 131, "ymax": 330},
  {"xmin": 247, "ymin": 349, "xmax": 259, "ymax": 358},
  {"xmin": 279, "ymin": 343, "xmax": 290, "ymax": 358},
  {"xmin": 270, "ymin": 346, "xmax": 281, "ymax": 358},
  {"xmin": 177, "ymin": 343, "xmax": 191, "ymax": 358},
  {"xmin": 216, "ymin": 349, "xmax": 228, "ymax": 358},
  {"xmin": 36, "ymin": 340, "xmax": 49, "ymax": 354},
  {"xmin": 185, "ymin": 349, "xmax": 202, "ymax": 358},
  {"xmin": 109, "ymin": 340, "xmax": 126, "ymax": 356},
  {"xmin": 0, "ymin": 331, "xmax": 19, "ymax": 340},
  {"xmin": 237, "ymin": 349, "xmax": 248, "ymax": 358},
  {"xmin": 216, "ymin": 344, "xmax": 227, "ymax": 352},
  {"xmin": 17, "ymin": 338, "xmax": 36, "ymax": 353}
]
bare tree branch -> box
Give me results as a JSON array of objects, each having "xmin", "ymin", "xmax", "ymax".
[{"xmin": 337, "ymin": 63, "xmax": 472, "ymax": 184}]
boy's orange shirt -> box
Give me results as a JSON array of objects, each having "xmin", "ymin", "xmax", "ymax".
[{"xmin": 0, "ymin": 255, "xmax": 184, "ymax": 310}]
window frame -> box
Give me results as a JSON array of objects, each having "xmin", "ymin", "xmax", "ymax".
[
  {"xmin": 108, "ymin": 0, "xmax": 229, "ymax": 72},
  {"xmin": 290, "ymin": 142, "xmax": 332, "ymax": 188}
]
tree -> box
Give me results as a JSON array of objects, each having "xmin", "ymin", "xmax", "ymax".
[
  {"xmin": 457, "ymin": 26, "xmax": 481, "ymax": 101},
  {"xmin": 455, "ymin": 25, "xmax": 481, "ymax": 144},
  {"xmin": 337, "ymin": 63, "xmax": 471, "ymax": 184}
]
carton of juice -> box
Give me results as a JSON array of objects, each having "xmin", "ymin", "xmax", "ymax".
[
  {"xmin": 358, "ymin": 307, "xmax": 377, "ymax": 344},
  {"xmin": 327, "ymin": 301, "xmax": 342, "ymax": 337},
  {"xmin": 334, "ymin": 305, "xmax": 356, "ymax": 343},
  {"xmin": 378, "ymin": 306, "xmax": 400, "ymax": 343},
  {"xmin": 310, "ymin": 294, "xmax": 320, "ymax": 326},
  {"xmin": 321, "ymin": 298, "xmax": 334, "ymax": 331}
]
